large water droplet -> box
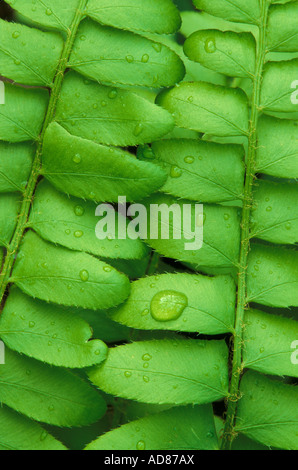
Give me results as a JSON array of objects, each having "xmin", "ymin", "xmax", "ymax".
[
  {"xmin": 150, "ymin": 290, "xmax": 188, "ymax": 322},
  {"xmin": 74, "ymin": 205, "xmax": 85, "ymax": 216},
  {"xmin": 40, "ymin": 431, "xmax": 48, "ymax": 442},
  {"xmin": 108, "ymin": 89, "xmax": 118, "ymax": 99},
  {"xmin": 126, "ymin": 55, "xmax": 134, "ymax": 63},
  {"xmin": 141, "ymin": 54, "xmax": 149, "ymax": 63},
  {"xmin": 80, "ymin": 270, "xmax": 89, "ymax": 282},
  {"xmin": 204, "ymin": 38, "xmax": 216, "ymax": 53},
  {"xmin": 136, "ymin": 440, "xmax": 146, "ymax": 450},
  {"xmin": 74, "ymin": 230, "xmax": 83, "ymax": 238},
  {"xmin": 142, "ymin": 353, "xmax": 152, "ymax": 361},
  {"xmin": 72, "ymin": 154, "xmax": 81, "ymax": 164},
  {"xmin": 184, "ymin": 156, "xmax": 194, "ymax": 164},
  {"xmin": 170, "ymin": 166, "xmax": 182, "ymax": 178},
  {"xmin": 133, "ymin": 123, "xmax": 144, "ymax": 136},
  {"xmin": 152, "ymin": 43, "xmax": 162, "ymax": 53}
]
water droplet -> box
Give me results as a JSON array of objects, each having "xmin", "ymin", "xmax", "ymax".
[
  {"xmin": 74, "ymin": 230, "xmax": 83, "ymax": 238},
  {"xmin": 143, "ymin": 363, "xmax": 149, "ymax": 369},
  {"xmin": 74, "ymin": 205, "xmax": 85, "ymax": 216},
  {"xmin": 12, "ymin": 31, "xmax": 20, "ymax": 39},
  {"xmin": 89, "ymin": 191, "xmax": 96, "ymax": 200},
  {"xmin": 14, "ymin": 59, "xmax": 21, "ymax": 65},
  {"xmin": 204, "ymin": 38, "xmax": 216, "ymax": 53},
  {"xmin": 285, "ymin": 222, "xmax": 292, "ymax": 230},
  {"xmin": 93, "ymin": 103, "xmax": 98, "ymax": 109},
  {"xmin": 206, "ymin": 431, "xmax": 214, "ymax": 438},
  {"xmin": 45, "ymin": 8, "xmax": 52, "ymax": 16},
  {"xmin": 29, "ymin": 321, "xmax": 35, "ymax": 328},
  {"xmin": 48, "ymin": 405, "xmax": 54, "ymax": 412},
  {"xmin": 94, "ymin": 349, "xmax": 101, "ymax": 356},
  {"xmin": 141, "ymin": 308, "xmax": 149, "ymax": 316},
  {"xmin": 184, "ymin": 156, "xmax": 194, "ymax": 164},
  {"xmin": 142, "ymin": 353, "xmax": 152, "ymax": 361},
  {"xmin": 26, "ymin": 369, "xmax": 31, "ymax": 376},
  {"xmin": 108, "ymin": 89, "xmax": 118, "ymax": 99},
  {"xmin": 260, "ymin": 347, "xmax": 265, "ymax": 353},
  {"xmin": 266, "ymin": 206, "xmax": 272, "ymax": 212},
  {"xmin": 101, "ymin": 100, "xmax": 107, "ymax": 107},
  {"xmin": 133, "ymin": 123, "xmax": 144, "ymax": 136},
  {"xmin": 170, "ymin": 166, "xmax": 182, "ymax": 178},
  {"xmin": 40, "ymin": 431, "xmax": 48, "ymax": 442},
  {"xmin": 126, "ymin": 55, "xmax": 134, "ymax": 63},
  {"xmin": 224, "ymin": 213, "xmax": 230, "ymax": 221},
  {"xmin": 80, "ymin": 270, "xmax": 89, "ymax": 282},
  {"xmin": 141, "ymin": 54, "xmax": 149, "ymax": 63},
  {"xmin": 72, "ymin": 154, "xmax": 81, "ymax": 164},
  {"xmin": 152, "ymin": 43, "xmax": 162, "ymax": 53},
  {"xmin": 150, "ymin": 290, "xmax": 188, "ymax": 322},
  {"xmin": 187, "ymin": 96, "xmax": 193, "ymax": 103},
  {"xmin": 143, "ymin": 376, "xmax": 150, "ymax": 383},
  {"xmin": 103, "ymin": 266, "xmax": 112, "ymax": 272},
  {"xmin": 80, "ymin": 35, "xmax": 86, "ymax": 41},
  {"xmin": 136, "ymin": 440, "xmax": 146, "ymax": 450},
  {"xmin": 124, "ymin": 371, "xmax": 132, "ymax": 378},
  {"xmin": 65, "ymin": 229, "xmax": 71, "ymax": 235}
]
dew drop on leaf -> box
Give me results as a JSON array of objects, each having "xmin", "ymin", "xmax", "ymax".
[
  {"xmin": 170, "ymin": 166, "xmax": 182, "ymax": 178},
  {"xmin": 152, "ymin": 43, "xmax": 162, "ymax": 53},
  {"xmin": 204, "ymin": 38, "xmax": 216, "ymax": 53},
  {"xmin": 142, "ymin": 353, "xmax": 152, "ymax": 361},
  {"xmin": 126, "ymin": 55, "xmax": 134, "ymax": 63},
  {"xmin": 184, "ymin": 156, "xmax": 194, "ymax": 164},
  {"xmin": 136, "ymin": 440, "xmax": 146, "ymax": 450},
  {"xmin": 124, "ymin": 371, "xmax": 132, "ymax": 378},
  {"xmin": 72, "ymin": 154, "xmax": 81, "ymax": 164},
  {"xmin": 74, "ymin": 230, "xmax": 83, "ymax": 238},
  {"xmin": 133, "ymin": 123, "xmax": 144, "ymax": 136},
  {"xmin": 141, "ymin": 54, "xmax": 149, "ymax": 63},
  {"xmin": 40, "ymin": 431, "xmax": 48, "ymax": 442},
  {"xmin": 80, "ymin": 270, "xmax": 89, "ymax": 282},
  {"xmin": 150, "ymin": 290, "xmax": 188, "ymax": 322},
  {"xmin": 108, "ymin": 89, "xmax": 118, "ymax": 99},
  {"xmin": 74, "ymin": 205, "xmax": 85, "ymax": 216}
]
